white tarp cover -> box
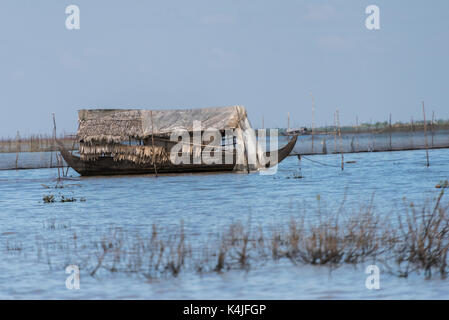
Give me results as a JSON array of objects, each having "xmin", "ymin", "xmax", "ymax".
[
  {"xmin": 140, "ymin": 106, "xmax": 245, "ymax": 136},
  {"xmin": 78, "ymin": 106, "xmax": 247, "ymax": 140}
]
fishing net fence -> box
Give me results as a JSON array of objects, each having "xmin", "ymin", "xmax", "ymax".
[
  {"xmin": 0, "ymin": 130, "xmax": 448, "ymax": 170},
  {"xmin": 0, "ymin": 152, "xmax": 68, "ymax": 170},
  {"xmin": 290, "ymin": 130, "xmax": 449, "ymax": 155}
]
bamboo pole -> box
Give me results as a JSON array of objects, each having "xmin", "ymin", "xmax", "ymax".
[
  {"xmin": 59, "ymin": 154, "xmax": 63, "ymax": 177},
  {"xmin": 65, "ymin": 154, "xmax": 70, "ymax": 176},
  {"xmin": 57, "ymin": 154, "xmax": 61, "ymax": 181},
  {"xmin": 51, "ymin": 113, "xmax": 57, "ymax": 168},
  {"xmin": 322, "ymin": 137, "xmax": 327, "ymax": 154},
  {"xmin": 52, "ymin": 113, "xmax": 62, "ymax": 180},
  {"xmin": 310, "ymin": 92, "xmax": 315, "ymax": 153},
  {"xmin": 336, "ymin": 109, "xmax": 344, "ymax": 170},
  {"xmin": 356, "ymin": 115, "xmax": 359, "ymax": 152},
  {"xmin": 15, "ymin": 131, "xmax": 20, "ymax": 170},
  {"xmin": 52, "ymin": 113, "xmax": 57, "ymax": 144},
  {"xmin": 431, "ymin": 111, "xmax": 435, "ymax": 147},
  {"xmin": 333, "ymin": 112, "xmax": 337, "ymax": 153},
  {"xmin": 50, "ymin": 118, "xmax": 54, "ymax": 168},
  {"xmin": 422, "ymin": 102, "xmax": 430, "ymax": 167},
  {"xmin": 65, "ymin": 126, "xmax": 79, "ymax": 177},
  {"xmin": 389, "ymin": 113, "xmax": 392, "ymax": 151}
]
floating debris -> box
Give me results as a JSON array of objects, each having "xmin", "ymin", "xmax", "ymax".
[
  {"xmin": 43, "ymin": 195, "xmax": 55, "ymax": 203},
  {"xmin": 42, "ymin": 183, "xmax": 82, "ymax": 189},
  {"xmin": 436, "ymin": 180, "xmax": 449, "ymax": 189},
  {"xmin": 60, "ymin": 196, "xmax": 76, "ymax": 203},
  {"xmin": 1, "ymin": 232, "xmax": 15, "ymax": 236},
  {"xmin": 286, "ymin": 173, "xmax": 303, "ymax": 179},
  {"xmin": 42, "ymin": 194, "xmax": 86, "ymax": 203}
]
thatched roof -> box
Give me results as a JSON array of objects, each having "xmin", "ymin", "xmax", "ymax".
[
  {"xmin": 79, "ymin": 144, "xmax": 170, "ymax": 164},
  {"xmin": 77, "ymin": 106, "xmax": 248, "ymax": 144}
]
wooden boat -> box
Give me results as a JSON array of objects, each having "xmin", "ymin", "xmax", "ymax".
[{"xmin": 60, "ymin": 106, "xmax": 298, "ymax": 176}]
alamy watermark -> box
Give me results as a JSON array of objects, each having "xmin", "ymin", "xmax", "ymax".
[
  {"xmin": 365, "ymin": 5, "xmax": 380, "ymax": 30},
  {"xmin": 65, "ymin": 5, "xmax": 379, "ymax": 31},
  {"xmin": 365, "ymin": 265, "xmax": 380, "ymax": 290},
  {"xmin": 65, "ymin": 265, "xmax": 80, "ymax": 290},
  {"xmin": 65, "ymin": 5, "xmax": 80, "ymax": 30},
  {"xmin": 168, "ymin": 121, "xmax": 280, "ymax": 175}
]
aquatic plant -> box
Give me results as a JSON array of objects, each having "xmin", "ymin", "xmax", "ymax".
[
  {"xmin": 6, "ymin": 190, "xmax": 449, "ymax": 281},
  {"xmin": 286, "ymin": 172, "xmax": 303, "ymax": 179},
  {"xmin": 42, "ymin": 194, "xmax": 86, "ymax": 203},
  {"xmin": 387, "ymin": 189, "xmax": 449, "ymax": 278},
  {"xmin": 42, "ymin": 195, "xmax": 55, "ymax": 203},
  {"xmin": 436, "ymin": 180, "xmax": 449, "ymax": 189}
]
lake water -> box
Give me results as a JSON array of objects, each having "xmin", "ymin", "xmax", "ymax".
[{"xmin": 1, "ymin": 148, "xmax": 449, "ymax": 299}]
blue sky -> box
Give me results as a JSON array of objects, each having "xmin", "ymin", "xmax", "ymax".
[{"xmin": 0, "ymin": 0, "xmax": 448, "ymax": 136}]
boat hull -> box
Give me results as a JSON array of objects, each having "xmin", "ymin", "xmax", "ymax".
[{"xmin": 60, "ymin": 135, "xmax": 297, "ymax": 176}]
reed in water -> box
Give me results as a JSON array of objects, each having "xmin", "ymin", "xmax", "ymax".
[{"xmin": 5, "ymin": 189, "xmax": 449, "ymax": 280}]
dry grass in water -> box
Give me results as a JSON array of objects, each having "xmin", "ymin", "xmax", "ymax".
[
  {"xmin": 4, "ymin": 190, "xmax": 449, "ymax": 280},
  {"xmin": 385, "ymin": 189, "xmax": 449, "ymax": 278}
]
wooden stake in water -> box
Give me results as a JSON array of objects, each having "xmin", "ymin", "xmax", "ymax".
[
  {"xmin": 336, "ymin": 109, "xmax": 344, "ymax": 170},
  {"xmin": 66, "ymin": 126, "xmax": 79, "ymax": 177},
  {"xmin": 50, "ymin": 113, "xmax": 57, "ymax": 168},
  {"xmin": 15, "ymin": 131, "xmax": 20, "ymax": 170},
  {"xmin": 431, "ymin": 111, "xmax": 435, "ymax": 147},
  {"xmin": 52, "ymin": 113, "xmax": 62, "ymax": 180},
  {"xmin": 422, "ymin": 102, "xmax": 430, "ymax": 167},
  {"xmin": 355, "ymin": 115, "xmax": 359, "ymax": 152},
  {"xmin": 57, "ymin": 154, "xmax": 61, "ymax": 181},
  {"xmin": 310, "ymin": 92, "xmax": 315, "ymax": 153},
  {"xmin": 389, "ymin": 113, "xmax": 392, "ymax": 151},
  {"xmin": 333, "ymin": 112, "xmax": 337, "ymax": 154}
]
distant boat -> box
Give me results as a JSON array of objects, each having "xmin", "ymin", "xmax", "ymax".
[{"xmin": 60, "ymin": 106, "xmax": 297, "ymax": 176}]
